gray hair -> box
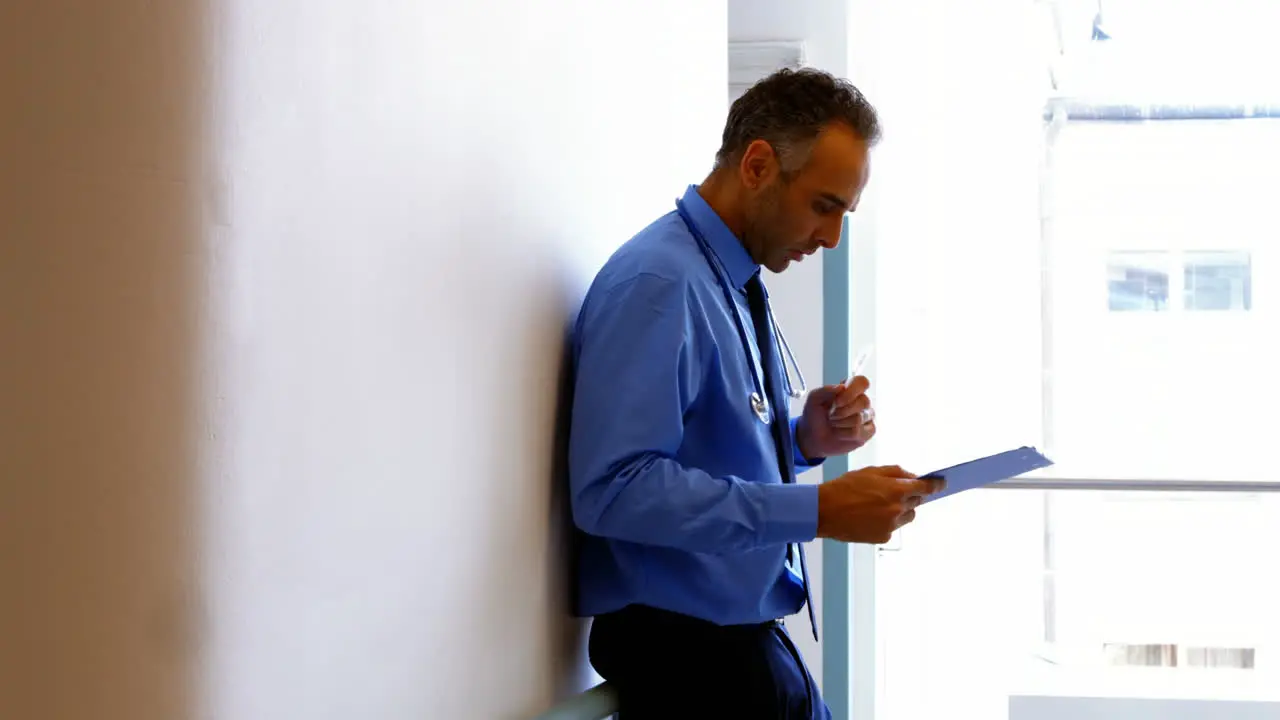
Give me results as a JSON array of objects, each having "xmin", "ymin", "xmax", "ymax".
[{"xmin": 715, "ymin": 67, "xmax": 881, "ymax": 176}]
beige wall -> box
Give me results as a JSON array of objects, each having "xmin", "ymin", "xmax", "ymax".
[
  {"xmin": 1, "ymin": 3, "xmax": 206, "ymax": 719},
  {"xmin": 1, "ymin": 2, "xmax": 726, "ymax": 718}
]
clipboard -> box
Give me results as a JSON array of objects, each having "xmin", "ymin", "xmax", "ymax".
[{"xmin": 921, "ymin": 446, "xmax": 1053, "ymax": 503}]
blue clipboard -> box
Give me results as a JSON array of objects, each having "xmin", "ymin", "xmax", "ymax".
[{"xmin": 921, "ymin": 446, "xmax": 1053, "ymax": 503}]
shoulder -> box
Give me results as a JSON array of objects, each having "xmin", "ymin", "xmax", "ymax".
[
  {"xmin": 580, "ymin": 211, "xmax": 709, "ymax": 317},
  {"xmin": 595, "ymin": 211, "xmax": 703, "ymax": 288}
]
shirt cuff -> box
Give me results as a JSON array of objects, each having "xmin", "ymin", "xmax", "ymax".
[
  {"xmin": 790, "ymin": 416, "xmax": 826, "ymax": 472},
  {"xmin": 759, "ymin": 482, "xmax": 820, "ymax": 545}
]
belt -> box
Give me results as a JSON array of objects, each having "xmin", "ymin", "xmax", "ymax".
[{"xmin": 604, "ymin": 604, "xmax": 783, "ymax": 635}]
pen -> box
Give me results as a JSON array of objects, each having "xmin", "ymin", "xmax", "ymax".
[
  {"xmin": 831, "ymin": 345, "xmax": 875, "ymax": 420},
  {"xmin": 842, "ymin": 345, "xmax": 874, "ymax": 387}
]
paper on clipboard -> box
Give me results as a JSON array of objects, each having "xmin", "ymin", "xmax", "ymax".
[{"xmin": 921, "ymin": 446, "xmax": 1053, "ymax": 503}]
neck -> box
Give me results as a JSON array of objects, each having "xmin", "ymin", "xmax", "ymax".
[{"xmin": 697, "ymin": 171, "xmax": 749, "ymax": 246}]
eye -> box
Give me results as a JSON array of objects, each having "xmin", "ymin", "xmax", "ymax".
[{"xmin": 813, "ymin": 201, "xmax": 838, "ymax": 215}]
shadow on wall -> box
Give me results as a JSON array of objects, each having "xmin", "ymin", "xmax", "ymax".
[
  {"xmin": 547, "ymin": 321, "xmax": 597, "ymax": 699},
  {"xmin": 445, "ymin": 235, "xmax": 598, "ymax": 714}
]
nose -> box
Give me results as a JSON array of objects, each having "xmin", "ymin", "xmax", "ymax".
[{"xmin": 817, "ymin": 218, "xmax": 844, "ymax": 250}]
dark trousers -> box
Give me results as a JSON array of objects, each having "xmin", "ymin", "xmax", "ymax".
[{"xmin": 588, "ymin": 605, "xmax": 831, "ymax": 720}]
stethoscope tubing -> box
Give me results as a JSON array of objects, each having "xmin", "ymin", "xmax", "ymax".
[{"xmin": 674, "ymin": 199, "xmax": 807, "ymax": 425}]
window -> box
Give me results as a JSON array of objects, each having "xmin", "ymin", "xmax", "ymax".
[
  {"xmin": 1185, "ymin": 251, "xmax": 1252, "ymax": 311},
  {"xmin": 855, "ymin": 1, "xmax": 1280, "ymax": 718},
  {"xmin": 1104, "ymin": 643, "xmax": 1257, "ymax": 670},
  {"xmin": 1107, "ymin": 252, "xmax": 1170, "ymax": 311},
  {"xmin": 1105, "ymin": 250, "xmax": 1252, "ymax": 312}
]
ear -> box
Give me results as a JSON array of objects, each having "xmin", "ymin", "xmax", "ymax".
[{"xmin": 737, "ymin": 139, "xmax": 779, "ymax": 190}]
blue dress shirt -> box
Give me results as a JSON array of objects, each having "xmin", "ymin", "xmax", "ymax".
[{"xmin": 568, "ymin": 185, "xmax": 823, "ymax": 626}]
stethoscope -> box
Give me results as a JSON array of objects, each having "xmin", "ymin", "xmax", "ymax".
[{"xmin": 675, "ymin": 199, "xmax": 807, "ymax": 425}]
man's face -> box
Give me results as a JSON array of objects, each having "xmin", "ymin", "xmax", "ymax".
[{"xmin": 739, "ymin": 123, "xmax": 871, "ymax": 273}]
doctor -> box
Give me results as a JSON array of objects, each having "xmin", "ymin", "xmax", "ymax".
[{"xmin": 567, "ymin": 68, "xmax": 944, "ymax": 719}]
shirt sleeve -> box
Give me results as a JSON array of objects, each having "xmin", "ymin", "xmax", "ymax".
[
  {"xmin": 789, "ymin": 416, "xmax": 827, "ymax": 474},
  {"xmin": 568, "ymin": 272, "xmax": 818, "ymax": 554}
]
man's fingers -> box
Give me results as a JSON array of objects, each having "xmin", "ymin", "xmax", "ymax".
[
  {"xmin": 829, "ymin": 377, "xmax": 870, "ymax": 412},
  {"xmin": 854, "ymin": 420, "xmax": 876, "ymax": 443},
  {"xmin": 828, "ymin": 393, "xmax": 870, "ymax": 421},
  {"xmin": 901, "ymin": 477, "xmax": 945, "ymax": 498},
  {"xmin": 811, "ymin": 384, "xmax": 841, "ymax": 402},
  {"xmin": 896, "ymin": 508, "xmax": 917, "ymax": 528},
  {"xmin": 831, "ymin": 420, "xmax": 875, "ymax": 443},
  {"xmin": 830, "ymin": 411, "xmax": 871, "ymax": 431},
  {"xmin": 883, "ymin": 477, "xmax": 944, "ymax": 504},
  {"xmin": 873, "ymin": 464, "xmax": 917, "ymax": 479},
  {"xmin": 839, "ymin": 375, "xmax": 870, "ymax": 395},
  {"xmin": 831, "ymin": 378, "xmax": 869, "ymax": 403}
]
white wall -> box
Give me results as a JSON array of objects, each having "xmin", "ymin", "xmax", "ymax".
[
  {"xmin": 1, "ymin": 2, "xmax": 726, "ymax": 719},
  {"xmin": 728, "ymin": 0, "xmax": 853, "ymax": 692}
]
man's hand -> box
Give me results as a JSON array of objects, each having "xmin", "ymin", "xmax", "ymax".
[
  {"xmin": 795, "ymin": 376, "xmax": 876, "ymax": 460},
  {"xmin": 816, "ymin": 466, "xmax": 945, "ymax": 544}
]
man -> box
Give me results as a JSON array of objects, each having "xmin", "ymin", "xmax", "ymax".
[{"xmin": 567, "ymin": 68, "xmax": 944, "ymax": 719}]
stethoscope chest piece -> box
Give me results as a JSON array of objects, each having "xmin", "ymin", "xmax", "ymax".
[
  {"xmin": 750, "ymin": 392, "xmax": 771, "ymax": 424},
  {"xmin": 675, "ymin": 197, "xmax": 800, "ymax": 429}
]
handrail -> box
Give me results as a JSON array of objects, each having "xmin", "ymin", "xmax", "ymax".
[
  {"xmin": 530, "ymin": 682, "xmax": 619, "ymax": 720},
  {"xmin": 993, "ymin": 478, "xmax": 1280, "ymax": 493}
]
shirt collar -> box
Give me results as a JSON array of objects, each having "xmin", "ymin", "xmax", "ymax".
[{"xmin": 680, "ymin": 184, "xmax": 759, "ymax": 292}]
